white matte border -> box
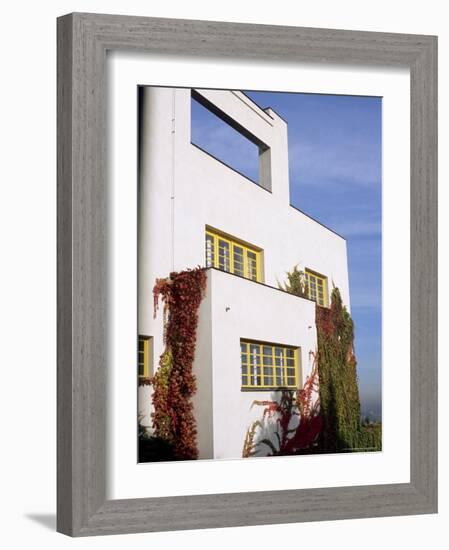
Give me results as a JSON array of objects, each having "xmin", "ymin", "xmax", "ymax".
[{"xmin": 107, "ymin": 51, "xmax": 410, "ymax": 500}]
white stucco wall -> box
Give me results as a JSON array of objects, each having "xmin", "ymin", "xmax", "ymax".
[
  {"xmin": 139, "ymin": 86, "xmax": 349, "ymax": 310},
  {"xmin": 191, "ymin": 278, "xmax": 214, "ymax": 459},
  {"xmin": 138, "ymin": 86, "xmax": 350, "ymax": 458},
  {"xmin": 138, "ymin": 384, "xmax": 152, "ymax": 429},
  {"xmin": 208, "ymin": 268, "xmax": 317, "ymax": 459}
]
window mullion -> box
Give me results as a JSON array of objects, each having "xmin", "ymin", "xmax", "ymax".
[
  {"xmin": 283, "ymin": 348, "xmax": 288, "ymax": 388},
  {"xmin": 294, "ymin": 349, "xmax": 299, "ymax": 387},
  {"xmin": 243, "ymin": 248, "xmax": 248, "ymax": 279},
  {"xmin": 242, "ymin": 342, "xmax": 247, "ymax": 388},
  {"xmin": 213, "ymin": 235, "xmax": 218, "ymax": 268},
  {"xmin": 250, "ymin": 346, "xmax": 255, "ymax": 388}
]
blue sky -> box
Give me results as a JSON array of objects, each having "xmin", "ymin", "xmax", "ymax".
[{"xmin": 191, "ymin": 91, "xmax": 382, "ymax": 421}]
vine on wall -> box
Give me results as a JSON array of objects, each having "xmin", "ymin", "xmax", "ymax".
[
  {"xmin": 316, "ymin": 287, "xmax": 364, "ymax": 452},
  {"xmin": 242, "ymin": 355, "xmax": 322, "ymax": 457},
  {"xmin": 278, "ymin": 265, "xmax": 309, "ymax": 299},
  {"xmin": 151, "ymin": 267, "xmax": 207, "ymax": 460},
  {"xmin": 246, "ymin": 266, "xmax": 381, "ymax": 456}
]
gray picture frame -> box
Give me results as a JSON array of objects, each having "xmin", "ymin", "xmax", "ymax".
[{"xmin": 57, "ymin": 12, "xmax": 438, "ymax": 537}]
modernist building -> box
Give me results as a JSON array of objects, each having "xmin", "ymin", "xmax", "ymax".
[{"xmin": 138, "ymin": 87, "xmax": 350, "ymax": 460}]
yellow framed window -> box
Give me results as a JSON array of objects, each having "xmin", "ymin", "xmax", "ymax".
[
  {"xmin": 205, "ymin": 228, "xmax": 263, "ymax": 282},
  {"xmin": 138, "ymin": 335, "xmax": 152, "ymax": 379},
  {"xmin": 305, "ymin": 269, "xmax": 328, "ymax": 307},
  {"xmin": 240, "ymin": 340, "xmax": 300, "ymax": 390}
]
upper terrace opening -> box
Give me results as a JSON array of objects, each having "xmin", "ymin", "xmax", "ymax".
[{"xmin": 191, "ymin": 90, "xmax": 272, "ymax": 191}]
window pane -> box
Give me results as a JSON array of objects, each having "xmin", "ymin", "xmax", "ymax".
[
  {"xmin": 233, "ymin": 245, "xmax": 244, "ymax": 258},
  {"xmin": 275, "ymin": 368, "xmax": 284, "ymax": 386},
  {"xmin": 138, "ymin": 338, "xmax": 146, "ymax": 377},
  {"xmin": 247, "ymin": 251, "xmax": 257, "ymax": 280},
  {"xmin": 251, "ymin": 363, "xmax": 261, "ymax": 385},
  {"xmin": 306, "ymin": 270, "xmax": 328, "ymax": 306},
  {"xmin": 205, "ymin": 230, "xmax": 261, "ymax": 282},
  {"xmin": 241, "ymin": 341, "xmax": 298, "ymax": 389},
  {"xmin": 263, "ymin": 365, "xmax": 273, "ymax": 386},
  {"xmin": 233, "ymin": 245, "xmax": 244, "ymax": 276},
  {"xmin": 218, "ymin": 239, "xmax": 230, "ymax": 271},
  {"xmin": 205, "ymin": 234, "xmax": 215, "ymax": 267}
]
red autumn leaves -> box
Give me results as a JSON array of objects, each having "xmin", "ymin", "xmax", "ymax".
[{"xmin": 152, "ymin": 267, "xmax": 207, "ymax": 460}]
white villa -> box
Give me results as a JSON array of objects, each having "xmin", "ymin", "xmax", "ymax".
[{"xmin": 138, "ymin": 87, "xmax": 350, "ymax": 460}]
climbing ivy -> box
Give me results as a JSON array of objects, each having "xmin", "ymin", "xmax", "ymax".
[
  {"xmin": 277, "ymin": 266, "xmax": 381, "ymax": 453},
  {"xmin": 151, "ymin": 267, "xmax": 207, "ymax": 460},
  {"xmin": 242, "ymin": 355, "xmax": 322, "ymax": 457},
  {"xmin": 278, "ymin": 265, "xmax": 309, "ymax": 299},
  {"xmin": 315, "ymin": 287, "xmax": 379, "ymax": 452}
]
